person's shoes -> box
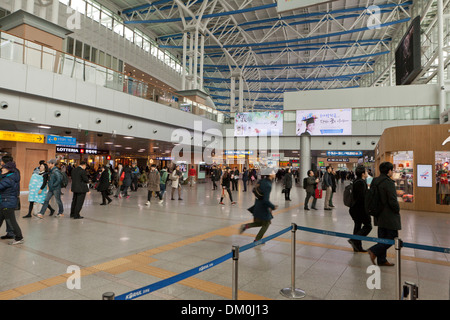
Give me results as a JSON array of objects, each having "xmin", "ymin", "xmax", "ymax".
[
  {"xmin": 114, "ymin": 195, "xmax": 118, "ymax": 198},
  {"xmin": 158, "ymin": 200, "xmax": 164, "ymax": 204},
  {"xmin": 56, "ymin": 214, "xmax": 64, "ymax": 218},
  {"xmin": 1, "ymin": 235, "xmax": 14, "ymax": 239},
  {"xmin": 100, "ymin": 203, "xmax": 107, "ymax": 206},
  {"xmin": 368, "ymin": 249, "xmax": 376, "ymax": 265},
  {"xmin": 304, "ymin": 207, "xmax": 310, "ymax": 210},
  {"xmin": 171, "ymin": 198, "xmax": 175, "ymax": 200},
  {"xmin": 324, "ymin": 208, "xmax": 332, "ymax": 210},
  {"xmin": 73, "ymin": 216, "xmax": 84, "ymax": 219},
  {"xmin": 219, "ymin": 202, "xmax": 225, "ymax": 205},
  {"xmin": 359, "ymin": 247, "xmax": 368, "ymax": 253},
  {"xmin": 126, "ymin": 195, "xmax": 130, "ymax": 199},
  {"xmin": 145, "ymin": 201, "xmax": 151, "ymax": 206},
  {"xmin": 311, "ymin": 207, "xmax": 318, "ymax": 210},
  {"xmin": 37, "ymin": 214, "xmax": 44, "ymax": 219},
  {"xmin": 49, "ymin": 209, "xmax": 55, "ymax": 216},
  {"xmin": 108, "ymin": 199, "xmax": 112, "ymax": 204},
  {"xmin": 23, "ymin": 215, "xmax": 32, "ymax": 218},
  {"xmin": 178, "ymin": 198, "xmax": 183, "ymax": 200},
  {"xmin": 239, "ymin": 224, "xmax": 247, "ymax": 234},
  {"xmin": 231, "ymin": 201, "xmax": 236, "ymax": 205},
  {"xmin": 378, "ymin": 261, "xmax": 395, "ymax": 267},
  {"xmin": 9, "ymin": 239, "xmax": 24, "ymax": 245},
  {"xmin": 348, "ymin": 239, "xmax": 359, "ymax": 252},
  {"xmin": 329, "ymin": 205, "xmax": 335, "ymax": 208}
]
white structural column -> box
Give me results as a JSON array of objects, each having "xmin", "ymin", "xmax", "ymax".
[
  {"xmin": 230, "ymin": 76, "xmax": 236, "ymax": 112},
  {"xmin": 239, "ymin": 76, "xmax": 244, "ymax": 112},
  {"xmin": 51, "ymin": 0, "xmax": 60, "ymax": 25},
  {"xmin": 437, "ymin": 0, "xmax": 447, "ymax": 123},
  {"xmin": 182, "ymin": 32, "xmax": 188, "ymax": 90},
  {"xmin": 26, "ymin": 0, "xmax": 34, "ymax": 14},
  {"xmin": 193, "ymin": 28, "xmax": 199, "ymax": 90},
  {"xmin": 188, "ymin": 33, "xmax": 194, "ymax": 90},
  {"xmin": 199, "ymin": 32, "xmax": 205, "ymax": 91}
]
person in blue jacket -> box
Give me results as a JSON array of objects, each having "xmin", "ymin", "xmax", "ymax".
[
  {"xmin": 0, "ymin": 161, "xmax": 24, "ymax": 245},
  {"xmin": 239, "ymin": 168, "xmax": 278, "ymax": 242}
]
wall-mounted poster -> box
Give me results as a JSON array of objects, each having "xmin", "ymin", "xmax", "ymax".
[
  {"xmin": 296, "ymin": 109, "xmax": 352, "ymax": 136},
  {"xmin": 234, "ymin": 111, "xmax": 283, "ymax": 136},
  {"xmin": 417, "ymin": 164, "xmax": 433, "ymax": 188}
]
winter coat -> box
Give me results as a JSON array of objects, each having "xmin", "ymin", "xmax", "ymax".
[
  {"xmin": 71, "ymin": 166, "xmax": 89, "ymax": 193},
  {"xmin": 170, "ymin": 170, "xmax": 183, "ymax": 188},
  {"xmin": 123, "ymin": 167, "xmax": 132, "ymax": 187},
  {"xmin": 96, "ymin": 170, "xmax": 110, "ymax": 192},
  {"xmin": 221, "ymin": 172, "xmax": 232, "ymax": 188},
  {"xmin": 349, "ymin": 178, "xmax": 369, "ymax": 221},
  {"xmin": 48, "ymin": 167, "xmax": 63, "ymax": 192},
  {"xmin": 28, "ymin": 171, "xmax": 48, "ymax": 204},
  {"xmin": 248, "ymin": 178, "xmax": 275, "ymax": 221},
  {"xmin": 147, "ymin": 170, "xmax": 161, "ymax": 192},
  {"xmin": 305, "ymin": 176, "xmax": 317, "ymax": 194},
  {"xmin": 0, "ymin": 171, "xmax": 20, "ymax": 209},
  {"xmin": 373, "ymin": 174, "xmax": 401, "ymax": 230},
  {"xmin": 283, "ymin": 172, "xmax": 293, "ymax": 189}
]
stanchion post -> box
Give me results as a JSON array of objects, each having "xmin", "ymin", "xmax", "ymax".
[
  {"xmin": 102, "ymin": 292, "xmax": 115, "ymax": 300},
  {"xmin": 280, "ymin": 223, "xmax": 306, "ymax": 299},
  {"xmin": 232, "ymin": 245, "xmax": 239, "ymax": 300},
  {"xmin": 395, "ymin": 237, "xmax": 403, "ymax": 300}
]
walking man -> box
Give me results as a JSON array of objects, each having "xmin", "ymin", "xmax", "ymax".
[
  {"xmin": 348, "ymin": 165, "xmax": 372, "ymax": 252},
  {"xmin": 37, "ymin": 159, "xmax": 64, "ymax": 218},
  {"xmin": 323, "ymin": 166, "xmax": 333, "ymax": 210},
  {"xmin": 368, "ymin": 162, "xmax": 401, "ymax": 266},
  {"xmin": 70, "ymin": 161, "xmax": 89, "ymax": 219},
  {"xmin": 188, "ymin": 165, "xmax": 197, "ymax": 187},
  {"xmin": 146, "ymin": 164, "xmax": 162, "ymax": 205}
]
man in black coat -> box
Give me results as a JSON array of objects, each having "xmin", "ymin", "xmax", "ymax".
[
  {"xmin": 70, "ymin": 161, "xmax": 89, "ymax": 219},
  {"xmin": 368, "ymin": 162, "xmax": 401, "ymax": 266},
  {"xmin": 348, "ymin": 165, "xmax": 372, "ymax": 252}
]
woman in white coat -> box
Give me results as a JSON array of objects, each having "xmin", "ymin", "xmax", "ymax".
[{"xmin": 170, "ymin": 165, "xmax": 183, "ymax": 200}]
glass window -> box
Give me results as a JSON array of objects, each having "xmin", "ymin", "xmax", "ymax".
[
  {"xmin": 66, "ymin": 37, "xmax": 74, "ymax": 55},
  {"xmin": 105, "ymin": 54, "xmax": 112, "ymax": 68},
  {"xmin": 143, "ymin": 39, "xmax": 151, "ymax": 52},
  {"xmin": 392, "ymin": 151, "xmax": 414, "ymax": 203},
  {"xmin": 74, "ymin": 40, "xmax": 83, "ymax": 58},
  {"xmin": 135, "ymin": 33, "xmax": 143, "ymax": 48},
  {"xmin": 86, "ymin": 3, "xmax": 100, "ymax": 21},
  {"xmin": 113, "ymin": 22, "xmax": 124, "ymax": 36},
  {"xmin": 158, "ymin": 49, "xmax": 165, "ymax": 61},
  {"xmin": 124, "ymin": 27, "xmax": 134, "ymax": 42},
  {"xmin": 59, "ymin": 0, "xmax": 70, "ymax": 5},
  {"xmin": 98, "ymin": 50, "xmax": 105, "ymax": 65},
  {"xmin": 70, "ymin": 0, "xmax": 86, "ymax": 15},
  {"xmin": 100, "ymin": 11, "xmax": 113, "ymax": 30},
  {"xmin": 151, "ymin": 46, "xmax": 158, "ymax": 57},
  {"xmin": 91, "ymin": 47, "xmax": 97, "ymax": 63},
  {"xmin": 83, "ymin": 44, "xmax": 90, "ymax": 61}
]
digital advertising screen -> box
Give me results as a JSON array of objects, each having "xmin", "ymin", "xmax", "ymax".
[
  {"xmin": 296, "ymin": 109, "xmax": 352, "ymax": 136},
  {"xmin": 395, "ymin": 16, "xmax": 422, "ymax": 85},
  {"xmin": 234, "ymin": 111, "xmax": 284, "ymax": 136}
]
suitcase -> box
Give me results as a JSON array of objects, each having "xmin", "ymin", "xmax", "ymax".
[{"xmin": 315, "ymin": 188, "xmax": 322, "ymax": 199}]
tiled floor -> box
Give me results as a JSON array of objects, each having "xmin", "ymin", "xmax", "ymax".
[{"xmin": 0, "ymin": 179, "xmax": 448, "ymax": 300}]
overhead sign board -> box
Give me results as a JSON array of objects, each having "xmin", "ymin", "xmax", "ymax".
[
  {"xmin": 277, "ymin": 0, "xmax": 336, "ymax": 13},
  {"xmin": 327, "ymin": 158, "xmax": 350, "ymax": 163},
  {"xmin": 0, "ymin": 130, "xmax": 44, "ymax": 143},
  {"xmin": 327, "ymin": 151, "xmax": 363, "ymax": 157},
  {"xmin": 56, "ymin": 147, "xmax": 109, "ymax": 155},
  {"xmin": 46, "ymin": 135, "xmax": 77, "ymax": 146}
]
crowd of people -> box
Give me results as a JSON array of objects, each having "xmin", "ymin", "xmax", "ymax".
[{"xmin": 0, "ymin": 155, "xmax": 401, "ymax": 266}]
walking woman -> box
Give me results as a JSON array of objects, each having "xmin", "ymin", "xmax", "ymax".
[
  {"xmin": 24, "ymin": 162, "xmax": 53, "ymax": 218},
  {"xmin": 219, "ymin": 167, "xmax": 236, "ymax": 205},
  {"xmin": 0, "ymin": 162, "xmax": 24, "ymax": 245},
  {"xmin": 97, "ymin": 165, "xmax": 112, "ymax": 205}
]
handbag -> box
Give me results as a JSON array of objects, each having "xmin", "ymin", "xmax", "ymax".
[{"xmin": 315, "ymin": 188, "xmax": 322, "ymax": 199}]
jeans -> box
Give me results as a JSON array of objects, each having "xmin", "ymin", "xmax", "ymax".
[
  {"xmin": 369, "ymin": 227, "xmax": 398, "ymax": 264},
  {"xmin": 40, "ymin": 189, "xmax": 64, "ymax": 215},
  {"xmin": 0, "ymin": 208, "xmax": 23, "ymax": 241},
  {"xmin": 304, "ymin": 191, "xmax": 317, "ymax": 209},
  {"xmin": 160, "ymin": 184, "xmax": 166, "ymax": 198}
]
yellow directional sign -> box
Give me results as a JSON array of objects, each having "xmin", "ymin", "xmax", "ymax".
[{"xmin": 0, "ymin": 130, "xmax": 45, "ymax": 143}]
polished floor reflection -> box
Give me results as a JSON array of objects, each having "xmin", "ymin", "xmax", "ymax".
[{"xmin": 0, "ymin": 179, "xmax": 448, "ymax": 300}]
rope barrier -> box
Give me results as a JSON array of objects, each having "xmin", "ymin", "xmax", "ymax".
[{"xmin": 109, "ymin": 223, "xmax": 449, "ymax": 300}]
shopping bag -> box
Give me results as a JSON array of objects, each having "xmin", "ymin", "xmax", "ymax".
[{"xmin": 315, "ymin": 188, "xmax": 322, "ymax": 199}]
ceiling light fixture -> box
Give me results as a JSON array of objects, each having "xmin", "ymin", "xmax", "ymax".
[
  {"xmin": 124, "ymin": 136, "xmax": 134, "ymax": 139},
  {"xmin": 38, "ymin": 125, "xmax": 51, "ymax": 129}
]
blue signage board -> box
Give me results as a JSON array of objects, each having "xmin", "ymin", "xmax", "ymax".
[
  {"xmin": 326, "ymin": 151, "xmax": 363, "ymax": 157},
  {"xmin": 47, "ymin": 135, "xmax": 77, "ymax": 146}
]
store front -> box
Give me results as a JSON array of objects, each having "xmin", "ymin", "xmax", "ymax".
[{"xmin": 375, "ymin": 124, "xmax": 450, "ymax": 213}]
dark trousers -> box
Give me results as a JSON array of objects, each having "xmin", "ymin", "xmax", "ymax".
[
  {"xmin": 28, "ymin": 201, "xmax": 54, "ymax": 215},
  {"xmin": 304, "ymin": 191, "xmax": 317, "ymax": 209},
  {"xmin": 101, "ymin": 190, "xmax": 112, "ymax": 204},
  {"xmin": 351, "ymin": 214, "xmax": 373, "ymax": 249},
  {"xmin": 220, "ymin": 187, "xmax": 233, "ymax": 202},
  {"xmin": 244, "ymin": 218, "xmax": 271, "ymax": 241},
  {"xmin": 212, "ymin": 179, "xmax": 217, "ymax": 190},
  {"xmin": 0, "ymin": 208, "xmax": 23, "ymax": 241},
  {"xmin": 148, "ymin": 190, "xmax": 162, "ymax": 201},
  {"xmin": 369, "ymin": 227, "xmax": 398, "ymax": 264},
  {"xmin": 70, "ymin": 192, "xmax": 86, "ymax": 218},
  {"xmin": 284, "ymin": 188, "xmax": 291, "ymax": 200},
  {"xmin": 232, "ymin": 179, "xmax": 238, "ymax": 191},
  {"xmin": 131, "ymin": 177, "xmax": 138, "ymax": 191},
  {"xmin": 242, "ymin": 179, "xmax": 247, "ymax": 191}
]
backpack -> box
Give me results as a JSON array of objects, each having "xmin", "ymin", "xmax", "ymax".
[
  {"xmin": 343, "ymin": 182, "xmax": 356, "ymax": 207},
  {"xmin": 365, "ymin": 178, "xmax": 384, "ymax": 217},
  {"xmin": 303, "ymin": 177, "xmax": 308, "ymax": 189},
  {"xmin": 252, "ymin": 182, "xmax": 264, "ymax": 200},
  {"xmin": 60, "ymin": 171, "xmax": 69, "ymax": 188}
]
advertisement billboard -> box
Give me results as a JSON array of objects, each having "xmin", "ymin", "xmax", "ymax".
[
  {"xmin": 234, "ymin": 111, "xmax": 283, "ymax": 136},
  {"xmin": 296, "ymin": 109, "xmax": 352, "ymax": 136}
]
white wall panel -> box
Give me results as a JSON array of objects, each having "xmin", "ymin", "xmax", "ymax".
[
  {"xmin": 26, "ymin": 66, "xmax": 54, "ymax": 97},
  {"xmin": 113, "ymin": 90, "xmax": 130, "ymax": 114},
  {"xmin": 0, "ymin": 59, "xmax": 27, "ymax": 92},
  {"xmin": 96, "ymin": 86, "xmax": 115, "ymax": 111},
  {"xmin": 75, "ymin": 80, "xmax": 96, "ymax": 107},
  {"xmin": 18, "ymin": 95, "xmax": 47, "ymax": 124},
  {"xmin": 0, "ymin": 91, "xmax": 20, "ymax": 121},
  {"xmin": 52, "ymin": 74, "xmax": 77, "ymax": 102}
]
